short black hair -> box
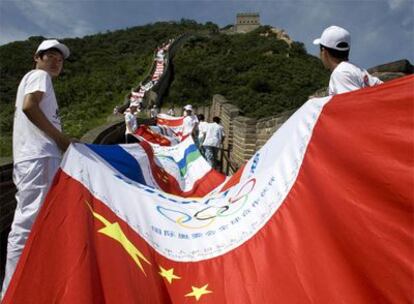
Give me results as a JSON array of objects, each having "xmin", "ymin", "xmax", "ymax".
[
  {"xmin": 320, "ymin": 45, "xmax": 349, "ymax": 61},
  {"xmin": 34, "ymin": 49, "xmax": 62, "ymax": 68},
  {"xmin": 197, "ymin": 114, "xmax": 205, "ymax": 121},
  {"xmin": 213, "ymin": 116, "xmax": 220, "ymax": 124},
  {"xmin": 36, "ymin": 47, "xmax": 64, "ymax": 59}
]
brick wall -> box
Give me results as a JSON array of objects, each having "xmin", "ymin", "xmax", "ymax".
[
  {"xmin": 232, "ymin": 116, "xmax": 257, "ymax": 166},
  {"xmin": 210, "ymin": 94, "xmax": 294, "ymax": 169}
]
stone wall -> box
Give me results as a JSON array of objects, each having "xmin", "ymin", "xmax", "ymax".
[
  {"xmin": 210, "ymin": 94, "xmax": 293, "ymax": 170},
  {"xmin": 235, "ymin": 13, "xmax": 260, "ymax": 33},
  {"xmin": 368, "ymin": 59, "xmax": 413, "ymax": 82},
  {"xmin": 232, "ymin": 116, "xmax": 257, "ymax": 166}
]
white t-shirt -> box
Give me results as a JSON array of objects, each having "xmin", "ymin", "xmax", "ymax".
[
  {"xmin": 156, "ymin": 49, "xmax": 164, "ymax": 61},
  {"xmin": 150, "ymin": 108, "xmax": 158, "ymax": 118},
  {"xmin": 182, "ymin": 114, "xmax": 199, "ymax": 137},
  {"xmin": 198, "ymin": 121, "xmax": 208, "ymax": 143},
  {"xmin": 329, "ymin": 61, "xmax": 383, "ymax": 95},
  {"xmin": 182, "ymin": 116, "xmax": 195, "ymax": 136},
  {"xmin": 13, "ymin": 69, "xmax": 62, "ymax": 163},
  {"xmin": 191, "ymin": 115, "xmax": 199, "ymax": 125},
  {"xmin": 202, "ymin": 122, "xmax": 225, "ymax": 148},
  {"xmin": 124, "ymin": 111, "xmax": 137, "ymax": 135}
]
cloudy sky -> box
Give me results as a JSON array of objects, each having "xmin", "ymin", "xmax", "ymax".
[{"xmin": 0, "ymin": 0, "xmax": 413, "ymax": 68}]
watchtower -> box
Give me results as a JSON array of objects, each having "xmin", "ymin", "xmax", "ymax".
[{"xmin": 235, "ymin": 13, "xmax": 260, "ymax": 33}]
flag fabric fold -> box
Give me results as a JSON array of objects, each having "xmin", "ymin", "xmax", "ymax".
[
  {"xmin": 134, "ymin": 125, "xmax": 179, "ymax": 146},
  {"xmin": 84, "ymin": 136, "xmax": 226, "ymax": 197},
  {"xmin": 156, "ymin": 114, "xmax": 184, "ymax": 140},
  {"xmin": 3, "ymin": 76, "xmax": 413, "ymax": 304}
]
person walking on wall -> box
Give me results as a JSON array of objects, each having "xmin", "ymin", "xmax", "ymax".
[
  {"xmin": 1, "ymin": 39, "xmax": 77, "ymax": 298},
  {"xmin": 150, "ymin": 104, "xmax": 159, "ymax": 119},
  {"xmin": 124, "ymin": 101, "xmax": 140, "ymax": 143},
  {"xmin": 167, "ymin": 106, "xmax": 176, "ymax": 117},
  {"xmin": 182, "ymin": 104, "xmax": 199, "ymax": 139},
  {"xmin": 202, "ymin": 116, "xmax": 225, "ymax": 168},
  {"xmin": 313, "ymin": 25, "xmax": 382, "ymax": 95},
  {"xmin": 197, "ymin": 114, "xmax": 208, "ymax": 156}
]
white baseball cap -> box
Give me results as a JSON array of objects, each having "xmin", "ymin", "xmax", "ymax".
[
  {"xmin": 36, "ymin": 39, "xmax": 70, "ymax": 59},
  {"xmin": 313, "ymin": 26, "xmax": 351, "ymax": 51},
  {"xmin": 183, "ymin": 104, "xmax": 193, "ymax": 111}
]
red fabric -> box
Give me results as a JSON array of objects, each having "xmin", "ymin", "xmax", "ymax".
[
  {"xmin": 157, "ymin": 117, "xmax": 184, "ymax": 128},
  {"xmin": 135, "ymin": 125, "xmax": 172, "ymax": 146},
  {"xmin": 3, "ymin": 173, "xmax": 173, "ymax": 303},
  {"xmin": 3, "ymin": 76, "xmax": 413, "ymax": 303}
]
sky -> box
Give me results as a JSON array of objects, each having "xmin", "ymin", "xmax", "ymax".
[{"xmin": 0, "ymin": 0, "xmax": 413, "ymax": 69}]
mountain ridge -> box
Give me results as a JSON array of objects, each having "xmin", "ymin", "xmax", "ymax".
[{"xmin": 0, "ymin": 21, "xmax": 329, "ymax": 157}]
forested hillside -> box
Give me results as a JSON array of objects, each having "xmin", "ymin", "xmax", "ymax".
[
  {"xmin": 0, "ymin": 21, "xmax": 328, "ymax": 158},
  {"xmin": 165, "ymin": 26, "xmax": 329, "ymax": 118},
  {"xmin": 0, "ymin": 20, "xmax": 211, "ymax": 157}
]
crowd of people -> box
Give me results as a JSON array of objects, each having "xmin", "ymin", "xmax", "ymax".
[
  {"xmin": 181, "ymin": 105, "xmax": 226, "ymax": 167},
  {"xmin": 123, "ymin": 100, "xmax": 226, "ymax": 168},
  {"xmin": 113, "ymin": 40, "xmax": 173, "ymax": 116},
  {"xmin": 2, "ymin": 24, "xmax": 384, "ymax": 299}
]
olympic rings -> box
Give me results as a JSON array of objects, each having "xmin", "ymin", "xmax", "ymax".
[
  {"xmin": 194, "ymin": 205, "xmax": 229, "ymax": 220},
  {"xmin": 156, "ymin": 178, "xmax": 256, "ymax": 229},
  {"xmin": 176, "ymin": 215, "xmax": 215, "ymax": 229},
  {"xmin": 228, "ymin": 178, "xmax": 256, "ymax": 204}
]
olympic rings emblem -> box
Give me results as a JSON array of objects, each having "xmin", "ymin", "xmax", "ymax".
[{"xmin": 156, "ymin": 178, "xmax": 256, "ymax": 229}]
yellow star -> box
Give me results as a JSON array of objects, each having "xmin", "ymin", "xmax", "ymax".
[
  {"xmin": 159, "ymin": 266, "xmax": 181, "ymax": 284},
  {"xmin": 85, "ymin": 201, "xmax": 151, "ymax": 275},
  {"xmin": 185, "ymin": 284, "xmax": 212, "ymax": 301}
]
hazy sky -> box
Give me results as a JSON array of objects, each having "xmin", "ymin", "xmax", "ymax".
[{"xmin": 1, "ymin": 0, "xmax": 413, "ymax": 68}]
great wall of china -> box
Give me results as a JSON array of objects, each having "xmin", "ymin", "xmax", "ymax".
[{"xmin": 0, "ymin": 31, "xmax": 412, "ymax": 282}]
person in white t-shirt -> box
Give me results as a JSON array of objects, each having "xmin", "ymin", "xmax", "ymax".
[
  {"xmin": 2, "ymin": 39, "xmax": 76, "ymax": 297},
  {"xmin": 156, "ymin": 48, "xmax": 164, "ymax": 61},
  {"xmin": 182, "ymin": 105, "xmax": 199, "ymax": 138},
  {"xmin": 150, "ymin": 104, "xmax": 159, "ymax": 119},
  {"xmin": 124, "ymin": 102, "xmax": 139, "ymax": 143},
  {"xmin": 313, "ymin": 25, "xmax": 382, "ymax": 95},
  {"xmin": 197, "ymin": 114, "xmax": 208, "ymax": 155},
  {"xmin": 167, "ymin": 106, "xmax": 176, "ymax": 117},
  {"xmin": 202, "ymin": 116, "xmax": 225, "ymax": 167},
  {"xmin": 182, "ymin": 109, "xmax": 196, "ymax": 138}
]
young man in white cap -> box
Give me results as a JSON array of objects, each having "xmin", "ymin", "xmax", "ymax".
[
  {"xmin": 1, "ymin": 39, "xmax": 75, "ymax": 297},
  {"xmin": 150, "ymin": 104, "xmax": 159, "ymax": 118},
  {"xmin": 182, "ymin": 104, "xmax": 199, "ymax": 138},
  {"xmin": 313, "ymin": 25, "xmax": 382, "ymax": 95},
  {"xmin": 167, "ymin": 106, "xmax": 176, "ymax": 117},
  {"xmin": 124, "ymin": 101, "xmax": 139, "ymax": 143}
]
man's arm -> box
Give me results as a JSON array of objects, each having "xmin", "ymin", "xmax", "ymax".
[
  {"xmin": 22, "ymin": 91, "xmax": 72, "ymax": 152},
  {"xmin": 368, "ymin": 74, "xmax": 383, "ymax": 86}
]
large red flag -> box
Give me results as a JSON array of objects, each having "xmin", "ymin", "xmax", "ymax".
[{"xmin": 3, "ymin": 76, "xmax": 413, "ymax": 303}]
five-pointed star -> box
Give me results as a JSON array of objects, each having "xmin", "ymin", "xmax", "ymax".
[
  {"xmin": 85, "ymin": 201, "xmax": 151, "ymax": 275},
  {"xmin": 159, "ymin": 266, "xmax": 181, "ymax": 284},
  {"xmin": 185, "ymin": 284, "xmax": 212, "ymax": 301}
]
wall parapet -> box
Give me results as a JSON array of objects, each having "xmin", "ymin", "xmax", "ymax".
[{"xmin": 210, "ymin": 94, "xmax": 293, "ymax": 169}]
